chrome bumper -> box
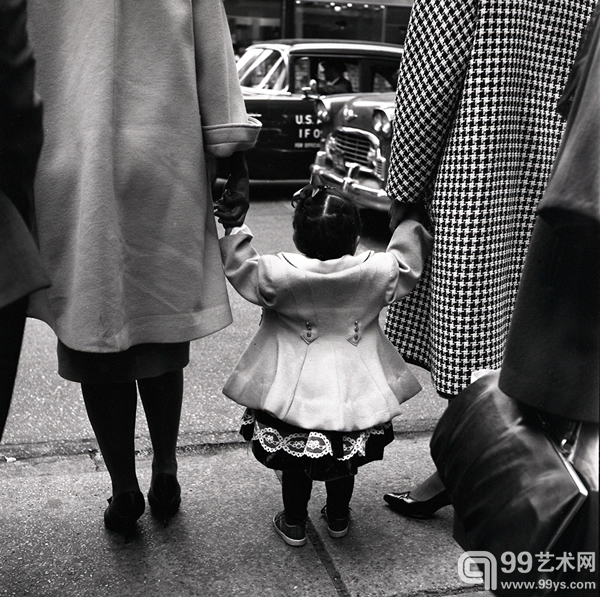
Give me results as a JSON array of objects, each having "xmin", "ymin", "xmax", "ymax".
[{"xmin": 310, "ymin": 151, "xmax": 390, "ymax": 212}]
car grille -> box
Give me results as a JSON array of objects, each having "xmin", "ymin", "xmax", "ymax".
[{"xmin": 334, "ymin": 130, "xmax": 373, "ymax": 168}]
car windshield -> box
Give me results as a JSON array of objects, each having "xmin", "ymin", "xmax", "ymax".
[{"xmin": 237, "ymin": 48, "xmax": 287, "ymax": 91}]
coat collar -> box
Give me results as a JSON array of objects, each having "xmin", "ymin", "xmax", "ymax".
[{"xmin": 278, "ymin": 250, "xmax": 373, "ymax": 273}]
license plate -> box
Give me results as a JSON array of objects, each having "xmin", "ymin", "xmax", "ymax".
[{"xmin": 332, "ymin": 153, "xmax": 345, "ymax": 172}]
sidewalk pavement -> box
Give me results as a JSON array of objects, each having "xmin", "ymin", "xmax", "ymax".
[{"xmin": 0, "ymin": 434, "xmax": 493, "ymax": 597}]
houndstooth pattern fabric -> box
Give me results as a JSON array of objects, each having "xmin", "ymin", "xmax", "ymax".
[{"xmin": 385, "ymin": 0, "xmax": 595, "ymax": 397}]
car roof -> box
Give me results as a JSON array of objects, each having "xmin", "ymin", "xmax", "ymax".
[{"xmin": 246, "ymin": 39, "xmax": 404, "ymax": 56}]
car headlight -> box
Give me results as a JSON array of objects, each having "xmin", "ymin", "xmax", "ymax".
[
  {"xmin": 373, "ymin": 110, "xmax": 392, "ymax": 138},
  {"xmin": 315, "ymin": 100, "xmax": 330, "ymax": 123}
]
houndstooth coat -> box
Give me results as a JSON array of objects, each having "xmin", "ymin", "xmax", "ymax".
[{"xmin": 385, "ymin": 0, "xmax": 596, "ymax": 397}]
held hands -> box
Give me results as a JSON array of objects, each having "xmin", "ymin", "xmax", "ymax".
[
  {"xmin": 388, "ymin": 199, "xmax": 431, "ymax": 232},
  {"xmin": 214, "ymin": 152, "xmax": 250, "ymax": 229},
  {"xmin": 214, "ymin": 176, "xmax": 249, "ymax": 229},
  {"xmin": 388, "ymin": 200, "xmax": 409, "ymax": 232}
]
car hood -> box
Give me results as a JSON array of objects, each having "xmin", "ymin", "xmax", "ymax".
[
  {"xmin": 344, "ymin": 92, "xmax": 395, "ymax": 111},
  {"xmin": 332, "ymin": 92, "xmax": 395, "ymax": 128}
]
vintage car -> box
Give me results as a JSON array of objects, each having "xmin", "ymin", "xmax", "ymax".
[
  {"xmin": 310, "ymin": 91, "xmax": 396, "ymax": 211},
  {"xmin": 234, "ymin": 39, "xmax": 403, "ymax": 182}
]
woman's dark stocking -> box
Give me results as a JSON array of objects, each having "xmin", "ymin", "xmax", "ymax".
[
  {"xmin": 81, "ymin": 381, "xmax": 139, "ymax": 497},
  {"xmin": 138, "ymin": 369, "xmax": 183, "ymax": 477}
]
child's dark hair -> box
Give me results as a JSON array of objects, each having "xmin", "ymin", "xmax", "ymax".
[{"xmin": 292, "ymin": 185, "xmax": 361, "ymax": 260}]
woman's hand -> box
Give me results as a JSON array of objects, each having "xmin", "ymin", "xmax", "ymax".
[
  {"xmin": 214, "ymin": 152, "xmax": 250, "ymax": 229},
  {"xmin": 388, "ymin": 200, "xmax": 410, "ymax": 232},
  {"xmin": 389, "ymin": 199, "xmax": 431, "ymax": 232}
]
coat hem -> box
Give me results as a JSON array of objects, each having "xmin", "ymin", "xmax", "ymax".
[{"xmin": 30, "ymin": 304, "xmax": 233, "ymax": 354}]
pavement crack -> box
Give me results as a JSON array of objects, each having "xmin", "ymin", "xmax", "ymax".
[
  {"xmin": 273, "ymin": 470, "xmax": 351, "ymax": 596},
  {"xmin": 305, "ymin": 516, "xmax": 352, "ymax": 597}
]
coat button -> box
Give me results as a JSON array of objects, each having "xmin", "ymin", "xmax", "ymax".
[{"xmin": 354, "ymin": 334, "xmax": 358, "ymax": 340}]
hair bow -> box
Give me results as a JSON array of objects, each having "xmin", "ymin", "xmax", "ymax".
[{"xmin": 292, "ymin": 183, "xmax": 328, "ymax": 206}]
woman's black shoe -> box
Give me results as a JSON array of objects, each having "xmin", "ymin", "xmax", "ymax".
[
  {"xmin": 148, "ymin": 473, "xmax": 181, "ymax": 523},
  {"xmin": 383, "ymin": 490, "xmax": 451, "ymax": 519},
  {"xmin": 104, "ymin": 490, "xmax": 145, "ymax": 532}
]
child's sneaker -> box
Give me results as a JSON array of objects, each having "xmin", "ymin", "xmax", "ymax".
[
  {"xmin": 321, "ymin": 505, "xmax": 350, "ymax": 538},
  {"xmin": 273, "ymin": 511, "xmax": 307, "ymax": 546}
]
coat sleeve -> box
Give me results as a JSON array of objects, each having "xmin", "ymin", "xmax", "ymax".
[
  {"xmin": 191, "ymin": 0, "xmax": 261, "ymax": 157},
  {"xmin": 385, "ymin": 0, "xmax": 477, "ymax": 205},
  {"xmin": 218, "ymin": 226, "xmax": 276, "ymax": 307},
  {"xmin": 384, "ymin": 219, "xmax": 433, "ymax": 304}
]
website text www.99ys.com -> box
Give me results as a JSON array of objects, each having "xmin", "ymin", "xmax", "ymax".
[
  {"xmin": 501, "ymin": 579, "xmax": 597, "ymax": 592},
  {"xmin": 457, "ymin": 551, "xmax": 597, "ymax": 592}
]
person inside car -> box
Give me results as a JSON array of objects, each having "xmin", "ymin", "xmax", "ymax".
[{"xmin": 312, "ymin": 59, "xmax": 353, "ymax": 95}]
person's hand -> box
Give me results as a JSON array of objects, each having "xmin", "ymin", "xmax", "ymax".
[
  {"xmin": 214, "ymin": 152, "xmax": 250, "ymax": 229},
  {"xmin": 214, "ymin": 175, "xmax": 249, "ymax": 229},
  {"xmin": 388, "ymin": 200, "xmax": 410, "ymax": 232},
  {"xmin": 389, "ymin": 199, "xmax": 430, "ymax": 231}
]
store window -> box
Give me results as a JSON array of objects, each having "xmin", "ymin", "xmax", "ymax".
[
  {"xmin": 224, "ymin": 0, "xmax": 412, "ymax": 50},
  {"xmin": 294, "ymin": 2, "xmax": 411, "ymax": 44},
  {"xmin": 295, "ymin": 2, "xmax": 382, "ymax": 41},
  {"xmin": 224, "ymin": 0, "xmax": 282, "ymax": 56}
]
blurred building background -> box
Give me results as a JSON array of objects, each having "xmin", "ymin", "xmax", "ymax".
[{"xmin": 224, "ymin": 0, "xmax": 413, "ymax": 54}]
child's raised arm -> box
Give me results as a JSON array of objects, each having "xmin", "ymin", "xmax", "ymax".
[
  {"xmin": 219, "ymin": 227, "xmax": 275, "ymax": 307},
  {"xmin": 385, "ymin": 217, "xmax": 433, "ymax": 304}
]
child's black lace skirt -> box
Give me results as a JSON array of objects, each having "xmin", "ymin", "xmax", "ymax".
[{"xmin": 240, "ymin": 408, "xmax": 394, "ymax": 482}]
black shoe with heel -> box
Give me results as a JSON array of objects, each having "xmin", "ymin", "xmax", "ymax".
[
  {"xmin": 383, "ymin": 490, "xmax": 451, "ymax": 519},
  {"xmin": 148, "ymin": 473, "xmax": 181, "ymax": 523},
  {"xmin": 104, "ymin": 490, "xmax": 145, "ymax": 532}
]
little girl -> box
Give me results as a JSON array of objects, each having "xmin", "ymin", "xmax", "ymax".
[{"xmin": 217, "ymin": 185, "xmax": 433, "ymax": 546}]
